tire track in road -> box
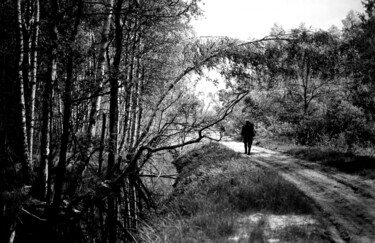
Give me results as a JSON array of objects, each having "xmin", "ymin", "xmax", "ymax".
[{"xmin": 221, "ymin": 141, "xmax": 375, "ymax": 243}]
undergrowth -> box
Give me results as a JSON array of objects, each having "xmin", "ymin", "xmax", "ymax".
[{"xmin": 138, "ymin": 142, "xmax": 323, "ymax": 242}]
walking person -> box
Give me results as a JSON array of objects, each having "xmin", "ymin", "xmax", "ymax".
[{"xmin": 241, "ymin": 120, "xmax": 255, "ymax": 155}]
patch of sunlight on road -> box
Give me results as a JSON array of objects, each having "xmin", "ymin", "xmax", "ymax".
[
  {"xmin": 228, "ymin": 213, "xmax": 318, "ymax": 242},
  {"xmin": 221, "ymin": 141, "xmax": 278, "ymax": 157},
  {"xmin": 267, "ymin": 214, "xmax": 317, "ymax": 230}
]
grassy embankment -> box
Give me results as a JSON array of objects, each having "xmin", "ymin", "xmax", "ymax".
[{"xmin": 138, "ymin": 142, "xmax": 329, "ymax": 242}]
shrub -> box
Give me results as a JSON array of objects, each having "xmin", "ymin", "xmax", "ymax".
[{"xmin": 293, "ymin": 116, "xmax": 326, "ymax": 146}]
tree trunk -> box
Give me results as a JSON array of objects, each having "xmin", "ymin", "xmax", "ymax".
[
  {"xmin": 35, "ymin": 0, "xmax": 58, "ymax": 201},
  {"xmin": 136, "ymin": 66, "xmax": 144, "ymax": 143},
  {"xmin": 22, "ymin": 0, "xmax": 31, "ymax": 154},
  {"xmin": 131, "ymin": 41, "xmax": 142, "ymax": 149},
  {"xmin": 53, "ymin": 0, "xmax": 83, "ymax": 206},
  {"xmin": 128, "ymin": 26, "xmax": 139, "ymax": 149},
  {"xmin": 28, "ymin": 0, "xmax": 40, "ymax": 163},
  {"xmin": 118, "ymin": 28, "xmax": 131, "ymax": 153},
  {"xmin": 86, "ymin": 0, "xmax": 114, "ymax": 140},
  {"xmin": 98, "ymin": 113, "xmax": 106, "ymax": 178},
  {"xmin": 107, "ymin": 0, "xmax": 123, "ymax": 182},
  {"xmin": 107, "ymin": 1, "xmax": 124, "ymax": 242},
  {"xmin": 17, "ymin": 0, "xmax": 31, "ymax": 182}
]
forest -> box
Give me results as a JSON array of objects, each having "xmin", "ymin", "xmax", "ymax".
[{"xmin": 0, "ymin": 0, "xmax": 374, "ymax": 242}]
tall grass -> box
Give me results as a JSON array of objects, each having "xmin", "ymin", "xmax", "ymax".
[
  {"xmin": 210, "ymin": 169, "xmax": 313, "ymax": 214},
  {"xmin": 138, "ymin": 142, "xmax": 317, "ymax": 242}
]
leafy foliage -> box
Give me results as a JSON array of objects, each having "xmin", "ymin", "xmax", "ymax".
[{"xmin": 226, "ymin": 3, "xmax": 375, "ymax": 152}]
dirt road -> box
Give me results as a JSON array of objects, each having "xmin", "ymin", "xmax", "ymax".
[{"xmin": 221, "ymin": 141, "xmax": 375, "ymax": 243}]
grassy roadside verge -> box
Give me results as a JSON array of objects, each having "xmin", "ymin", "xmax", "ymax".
[
  {"xmin": 257, "ymin": 137, "xmax": 375, "ymax": 179},
  {"xmin": 138, "ymin": 142, "xmax": 328, "ymax": 242}
]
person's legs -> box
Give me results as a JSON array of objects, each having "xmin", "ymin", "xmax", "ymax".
[
  {"xmin": 247, "ymin": 139, "xmax": 253, "ymax": 155},
  {"xmin": 244, "ymin": 141, "xmax": 248, "ymax": 154}
]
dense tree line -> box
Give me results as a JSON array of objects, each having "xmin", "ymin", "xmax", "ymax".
[
  {"xmin": 224, "ymin": 1, "xmax": 375, "ymax": 151},
  {"xmin": 0, "ymin": 0, "xmax": 252, "ymax": 242}
]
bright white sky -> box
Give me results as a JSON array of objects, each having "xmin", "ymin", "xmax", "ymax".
[{"xmin": 192, "ymin": 0, "xmax": 364, "ymax": 40}]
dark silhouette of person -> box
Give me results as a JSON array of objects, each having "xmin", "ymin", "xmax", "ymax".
[{"xmin": 241, "ymin": 120, "xmax": 255, "ymax": 155}]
